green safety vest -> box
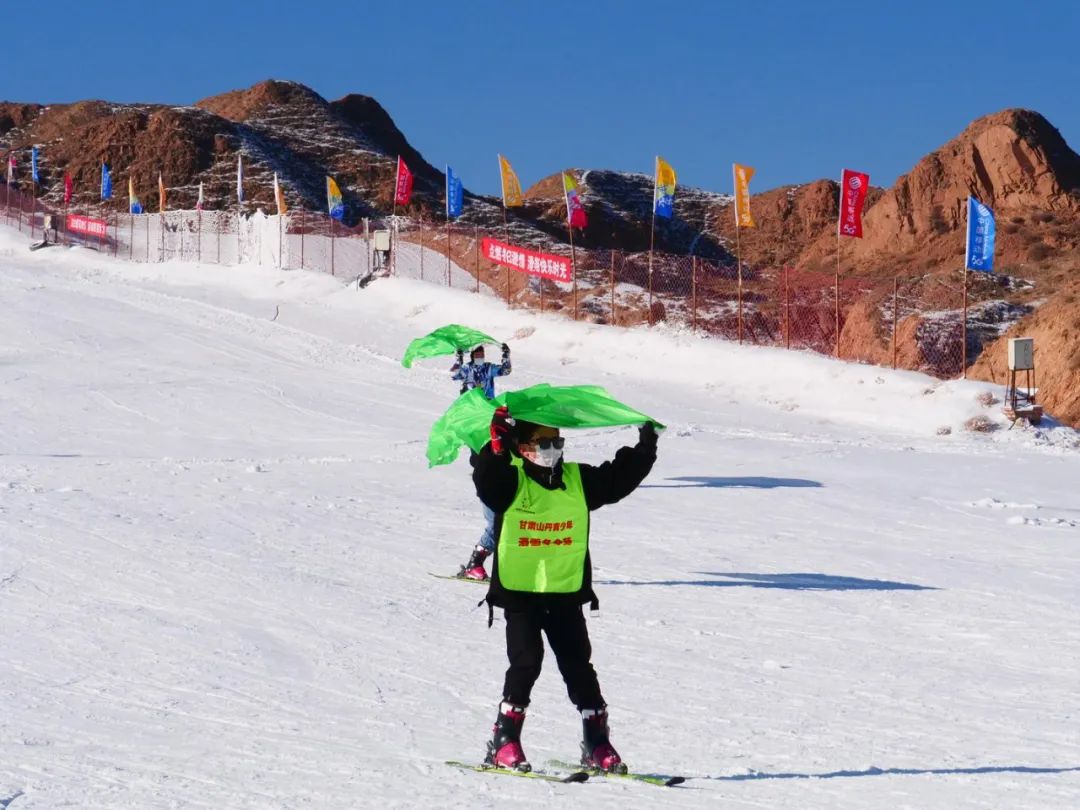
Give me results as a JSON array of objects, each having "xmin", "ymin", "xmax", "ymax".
[{"xmin": 497, "ymin": 460, "xmax": 590, "ymax": 593}]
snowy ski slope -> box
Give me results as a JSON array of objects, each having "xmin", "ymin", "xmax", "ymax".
[{"xmin": 1, "ymin": 229, "xmax": 1079, "ymax": 809}]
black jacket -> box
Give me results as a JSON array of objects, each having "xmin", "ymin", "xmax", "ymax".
[{"xmin": 471, "ymin": 435, "xmax": 657, "ymax": 612}]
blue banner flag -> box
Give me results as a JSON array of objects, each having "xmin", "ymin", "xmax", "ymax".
[
  {"xmin": 446, "ymin": 166, "xmax": 463, "ymax": 218},
  {"xmin": 100, "ymin": 162, "xmax": 112, "ymax": 200},
  {"xmin": 31, "ymin": 146, "xmax": 39, "ymax": 183},
  {"xmin": 965, "ymin": 197, "xmax": 995, "ymax": 272}
]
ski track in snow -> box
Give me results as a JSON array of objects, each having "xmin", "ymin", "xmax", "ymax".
[{"xmin": 1, "ymin": 230, "xmax": 1079, "ymax": 808}]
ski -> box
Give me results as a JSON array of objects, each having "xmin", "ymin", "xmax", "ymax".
[
  {"xmin": 547, "ymin": 759, "xmax": 686, "ymax": 787},
  {"xmin": 446, "ymin": 760, "xmax": 589, "ymax": 783},
  {"xmin": 429, "ymin": 572, "xmax": 487, "ymax": 585}
]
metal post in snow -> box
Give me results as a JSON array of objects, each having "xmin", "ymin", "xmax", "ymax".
[
  {"xmin": 474, "ymin": 224, "xmax": 479, "ymax": 294},
  {"xmin": 331, "ymin": 215, "xmax": 336, "ymax": 277},
  {"xmin": 784, "ymin": 267, "xmax": 791, "ymax": 350},
  {"xmin": 691, "ymin": 256, "xmax": 697, "ymax": 332},
  {"xmin": 610, "ymin": 249, "xmax": 616, "ymax": 326},
  {"xmin": 892, "ymin": 276, "xmax": 898, "ymax": 369}
]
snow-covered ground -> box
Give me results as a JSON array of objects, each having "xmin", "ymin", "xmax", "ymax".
[{"xmin": 1, "ymin": 228, "xmax": 1078, "ymax": 809}]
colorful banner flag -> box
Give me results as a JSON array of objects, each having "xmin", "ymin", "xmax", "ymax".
[
  {"xmin": 100, "ymin": 163, "xmax": 112, "ymax": 200},
  {"xmin": 236, "ymin": 154, "xmax": 244, "ymax": 203},
  {"xmin": 654, "ymin": 156, "xmax": 676, "ymax": 219},
  {"xmin": 498, "ymin": 154, "xmax": 523, "ymax": 208},
  {"xmin": 394, "ymin": 156, "xmax": 413, "ymax": 206},
  {"xmin": 327, "ymin": 175, "xmax": 344, "ymax": 220},
  {"xmin": 128, "ymin": 177, "xmax": 143, "ymax": 214},
  {"xmin": 965, "ymin": 197, "xmax": 996, "ymax": 273},
  {"xmin": 733, "ymin": 163, "xmax": 755, "ymax": 228},
  {"xmin": 196, "ymin": 181, "xmax": 204, "ymax": 211},
  {"xmin": 838, "ymin": 168, "xmax": 870, "ymax": 237},
  {"xmin": 7, "ymin": 153, "xmax": 15, "ymax": 186},
  {"xmin": 446, "ymin": 166, "xmax": 463, "ymax": 218},
  {"xmin": 562, "ymin": 172, "xmax": 588, "ymax": 229},
  {"xmin": 273, "ymin": 172, "xmax": 287, "ymax": 215},
  {"xmin": 63, "ymin": 172, "xmax": 73, "ymax": 205},
  {"xmin": 481, "ymin": 237, "xmax": 573, "ymax": 283},
  {"xmin": 158, "ymin": 173, "xmax": 167, "ymax": 213},
  {"xmin": 31, "ymin": 146, "xmax": 39, "ymax": 184}
]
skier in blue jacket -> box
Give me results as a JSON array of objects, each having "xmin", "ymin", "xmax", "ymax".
[{"xmin": 452, "ymin": 343, "xmax": 512, "ymax": 579}]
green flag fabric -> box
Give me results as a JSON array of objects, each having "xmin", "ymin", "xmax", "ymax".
[
  {"xmin": 426, "ymin": 383, "xmax": 663, "ymax": 467},
  {"xmin": 401, "ymin": 324, "xmax": 500, "ymax": 369}
]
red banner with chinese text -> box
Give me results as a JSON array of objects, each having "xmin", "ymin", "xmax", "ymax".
[
  {"xmin": 481, "ymin": 238, "xmax": 574, "ymax": 282},
  {"xmin": 838, "ymin": 168, "xmax": 870, "ymax": 238},
  {"xmin": 394, "ymin": 156, "xmax": 413, "ymax": 206},
  {"xmin": 67, "ymin": 214, "xmax": 108, "ymax": 238}
]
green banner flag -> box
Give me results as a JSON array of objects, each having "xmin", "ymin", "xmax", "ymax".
[
  {"xmin": 401, "ymin": 324, "xmax": 500, "ymax": 369},
  {"xmin": 427, "ymin": 383, "xmax": 663, "ymax": 467}
]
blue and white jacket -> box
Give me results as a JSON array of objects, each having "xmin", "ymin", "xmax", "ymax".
[{"xmin": 451, "ymin": 352, "xmax": 512, "ymax": 399}]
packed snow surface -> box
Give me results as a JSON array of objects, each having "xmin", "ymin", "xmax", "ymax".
[{"xmin": 1, "ymin": 229, "xmax": 1078, "ymax": 809}]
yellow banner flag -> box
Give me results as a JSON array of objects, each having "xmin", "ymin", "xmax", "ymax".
[
  {"xmin": 273, "ymin": 172, "xmax": 287, "ymax": 215},
  {"xmin": 158, "ymin": 172, "xmax": 167, "ymax": 213},
  {"xmin": 498, "ymin": 154, "xmax": 523, "ymax": 208},
  {"xmin": 733, "ymin": 163, "xmax": 755, "ymax": 228},
  {"xmin": 654, "ymin": 156, "xmax": 676, "ymax": 218}
]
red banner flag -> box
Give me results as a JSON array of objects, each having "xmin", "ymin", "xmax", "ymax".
[
  {"xmin": 394, "ymin": 156, "xmax": 413, "ymax": 206},
  {"xmin": 838, "ymin": 168, "xmax": 870, "ymax": 238},
  {"xmin": 63, "ymin": 172, "xmax": 73, "ymax": 205},
  {"xmin": 481, "ymin": 238, "xmax": 573, "ymax": 283}
]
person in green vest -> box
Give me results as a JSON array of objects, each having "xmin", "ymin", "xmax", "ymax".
[{"xmin": 471, "ymin": 405, "xmax": 659, "ymax": 774}]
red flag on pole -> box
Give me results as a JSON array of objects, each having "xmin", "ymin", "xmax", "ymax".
[
  {"xmin": 394, "ymin": 156, "xmax": 413, "ymax": 206},
  {"xmin": 64, "ymin": 172, "xmax": 73, "ymax": 205},
  {"xmin": 837, "ymin": 169, "xmax": 870, "ymax": 238}
]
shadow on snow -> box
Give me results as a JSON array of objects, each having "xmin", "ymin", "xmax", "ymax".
[
  {"xmin": 702, "ymin": 763, "xmax": 1080, "ymax": 781},
  {"xmin": 642, "ymin": 476, "xmax": 823, "ymax": 489},
  {"xmin": 595, "ymin": 572, "xmax": 936, "ymax": 591}
]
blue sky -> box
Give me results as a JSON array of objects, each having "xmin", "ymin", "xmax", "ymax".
[{"xmin": 3, "ymin": 0, "xmax": 1078, "ymax": 197}]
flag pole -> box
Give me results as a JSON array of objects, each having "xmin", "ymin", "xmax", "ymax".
[
  {"xmin": 962, "ymin": 267, "xmax": 969, "ymax": 378},
  {"xmin": 835, "ymin": 228, "xmax": 841, "ymax": 359},
  {"xmin": 568, "ymin": 219, "xmax": 578, "ymax": 321},
  {"xmin": 499, "ymin": 155, "xmax": 511, "ymax": 306},
  {"xmin": 647, "ymin": 156, "xmax": 657, "ymax": 326},
  {"xmin": 736, "ymin": 221, "xmax": 743, "ymax": 343},
  {"xmin": 445, "ymin": 167, "xmax": 451, "ymax": 286}
]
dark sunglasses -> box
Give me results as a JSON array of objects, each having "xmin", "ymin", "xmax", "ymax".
[{"xmin": 525, "ymin": 437, "xmax": 564, "ymax": 450}]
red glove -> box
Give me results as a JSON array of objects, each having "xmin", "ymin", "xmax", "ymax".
[{"xmin": 490, "ymin": 406, "xmax": 514, "ymax": 455}]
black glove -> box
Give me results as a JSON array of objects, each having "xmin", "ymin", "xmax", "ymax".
[
  {"xmin": 455, "ymin": 349, "xmax": 464, "ymax": 364},
  {"xmin": 501, "ymin": 343, "xmax": 510, "ymax": 358},
  {"xmin": 638, "ymin": 422, "xmax": 658, "ymax": 450},
  {"xmin": 490, "ymin": 406, "xmax": 515, "ymax": 455}
]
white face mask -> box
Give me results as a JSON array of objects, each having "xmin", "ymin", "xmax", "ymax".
[{"xmin": 522, "ymin": 445, "xmax": 563, "ymax": 468}]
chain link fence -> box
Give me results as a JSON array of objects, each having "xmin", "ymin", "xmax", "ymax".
[{"xmin": 3, "ymin": 186, "xmax": 967, "ymax": 378}]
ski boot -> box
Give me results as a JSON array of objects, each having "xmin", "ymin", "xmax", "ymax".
[
  {"xmin": 580, "ymin": 707, "xmax": 627, "ymax": 773},
  {"xmin": 484, "ymin": 702, "xmax": 530, "ymax": 772},
  {"xmin": 459, "ymin": 545, "xmax": 490, "ymax": 581}
]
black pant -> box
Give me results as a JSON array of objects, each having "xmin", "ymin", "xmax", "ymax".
[{"xmin": 502, "ymin": 603, "xmax": 605, "ymax": 711}]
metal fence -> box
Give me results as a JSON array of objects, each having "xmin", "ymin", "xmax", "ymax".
[{"xmin": 3, "ymin": 185, "xmax": 966, "ymax": 378}]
